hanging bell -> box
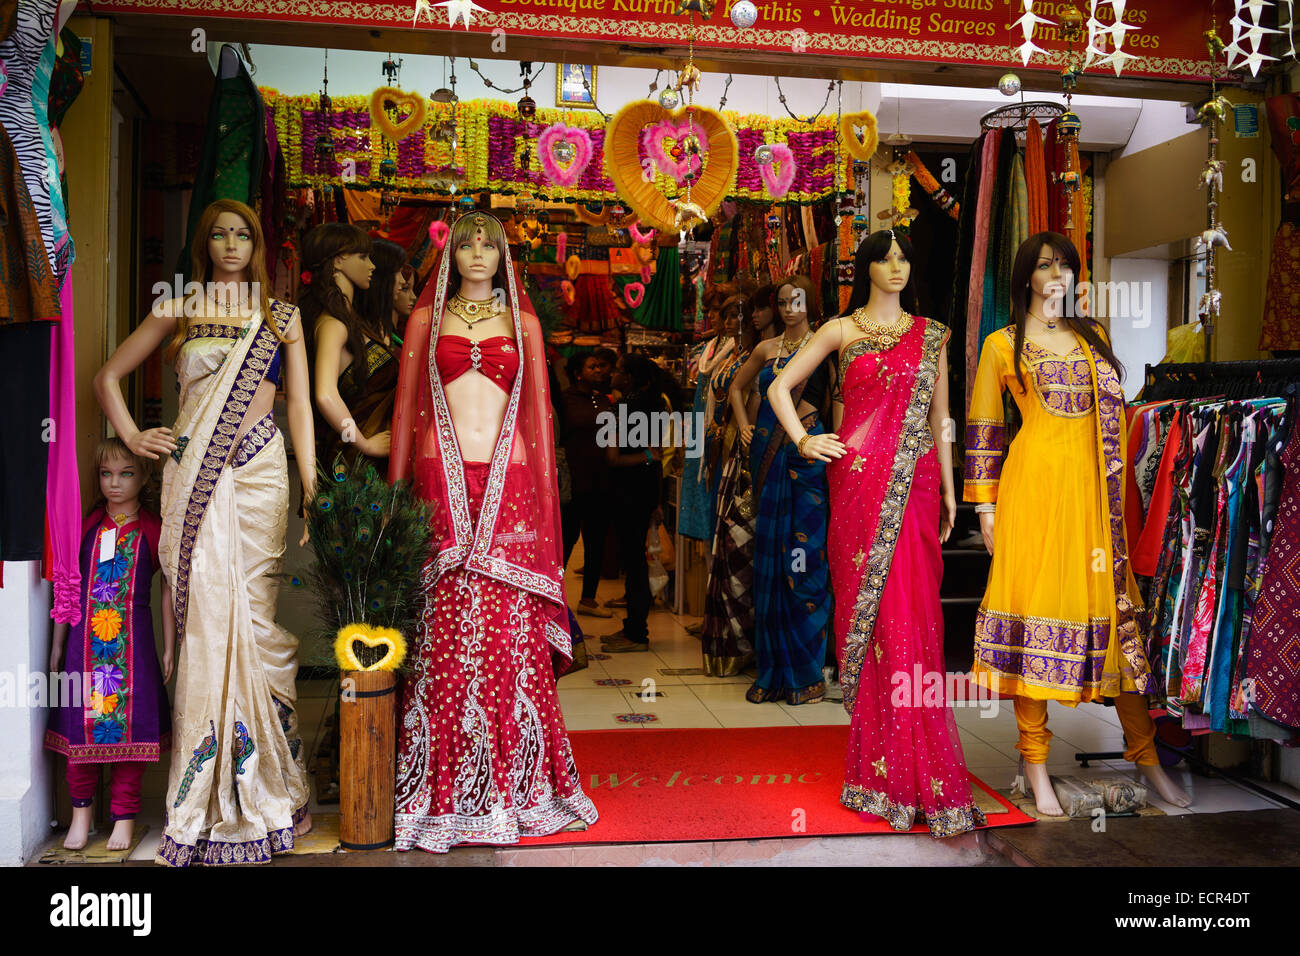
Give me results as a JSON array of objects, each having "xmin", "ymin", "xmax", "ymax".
[
  {"xmin": 431, "ymin": 87, "xmax": 458, "ymax": 104},
  {"xmin": 379, "ymin": 157, "xmax": 398, "ymax": 179},
  {"xmin": 458, "ymin": 194, "xmax": 476, "ymax": 209},
  {"xmin": 517, "ymin": 95, "xmax": 537, "ymax": 120},
  {"xmin": 318, "ymin": 91, "xmax": 332, "ymax": 112},
  {"xmin": 852, "ymin": 214, "xmax": 868, "ymax": 239},
  {"xmin": 314, "ymin": 138, "xmax": 335, "ymax": 162},
  {"xmin": 766, "ymin": 213, "xmax": 782, "ymax": 231},
  {"xmin": 1058, "ymin": 110, "xmax": 1083, "ymax": 141}
]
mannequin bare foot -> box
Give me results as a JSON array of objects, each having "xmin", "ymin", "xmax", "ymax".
[
  {"xmin": 1024, "ymin": 761, "xmax": 1065, "ymax": 816},
  {"xmin": 1139, "ymin": 763, "xmax": 1192, "ymax": 808},
  {"xmin": 294, "ymin": 811, "xmax": 313, "ymax": 838},
  {"xmin": 106, "ymin": 819, "xmax": 134, "ymax": 851},
  {"xmin": 64, "ymin": 806, "xmax": 92, "ymax": 850}
]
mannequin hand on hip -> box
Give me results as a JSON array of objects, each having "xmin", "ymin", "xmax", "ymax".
[
  {"xmin": 125, "ymin": 426, "xmax": 178, "ymax": 461},
  {"xmin": 360, "ymin": 430, "xmax": 392, "ymax": 458},
  {"xmin": 979, "ymin": 510, "xmax": 995, "ymax": 555},
  {"xmin": 797, "ymin": 433, "xmax": 847, "ymax": 463},
  {"xmin": 940, "ymin": 490, "xmax": 957, "ymax": 543}
]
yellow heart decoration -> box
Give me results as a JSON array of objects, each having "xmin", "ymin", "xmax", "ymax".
[
  {"xmin": 334, "ymin": 623, "xmax": 407, "ymax": 672},
  {"xmin": 841, "ymin": 110, "xmax": 879, "ymax": 162},
  {"xmin": 604, "ymin": 100, "xmax": 738, "ymax": 233},
  {"xmin": 370, "ymin": 86, "xmax": 428, "ymax": 143},
  {"xmin": 565, "ymin": 254, "xmax": 582, "ymax": 280}
]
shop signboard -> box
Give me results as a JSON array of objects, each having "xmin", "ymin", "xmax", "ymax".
[{"xmin": 93, "ymin": 0, "xmax": 1232, "ymax": 83}]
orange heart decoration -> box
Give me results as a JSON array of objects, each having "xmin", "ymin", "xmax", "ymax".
[
  {"xmin": 604, "ymin": 101, "xmax": 738, "ymax": 233},
  {"xmin": 565, "ymin": 254, "xmax": 582, "ymax": 281},
  {"xmin": 633, "ymin": 243, "xmax": 654, "ymax": 265},
  {"xmin": 840, "ymin": 110, "xmax": 879, "ymax": 162},
  {"xmin": 370, "ymin": 86, "xmax": 428, "ymax": 143}
]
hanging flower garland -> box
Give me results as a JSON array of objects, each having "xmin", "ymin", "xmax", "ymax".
[{"xmin": 265, "ymin": 87, "xmax": 849, "ymax": 203}]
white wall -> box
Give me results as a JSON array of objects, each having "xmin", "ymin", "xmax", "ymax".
[
  {"xmin": 0, "ymin": 563, "xmax": 56, "ymax": 866},
  {"xmin": 239, "ymin": 44, "xmax": 867, "ymax": 117},
  {"xmin": 1106, "ymin": 258, "xmax": 1170, "ymax": 399},
  {"xmin": 1118, "ymin": 100, "xmax": 1196, "ymax": 158}
]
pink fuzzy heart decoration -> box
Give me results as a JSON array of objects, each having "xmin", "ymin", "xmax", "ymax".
[
  {"xmin": 629, "ymin": 221, "xmax": 657, "ymax": 245},
  {"xmin": 555, "ymin": 231, "xmax": 567, "ymax": 262},
  {"xmin": 640, "ymin": 264, "xmax": 652, "ymax": 284},
  {"xmin": 642, "ymin": 119, "xmax": 710, "ymax": 185},
  {"xmin": 760, "ymin": 143, "xmax": 797, "ymax": 199},
  {"xmin": 624, "ymin": 282, "xmax": 645, "ymax": 308},
  {"xmin": 428, "ymin": 220, "xmax": 450, "ymax": 250},
  {"xmin": 539, "ymin": 123, "xmax": 594, "ymax": 188}
]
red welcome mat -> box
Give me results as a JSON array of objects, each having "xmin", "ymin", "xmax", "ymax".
[{"xmin": 522, "ymin": 725, "xmax": 1033, "ymax": 846}]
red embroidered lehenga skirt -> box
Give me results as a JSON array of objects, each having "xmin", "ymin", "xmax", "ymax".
[{"xmin": 394, "ymin": 463, "xmax": 598, "ymax": 852}]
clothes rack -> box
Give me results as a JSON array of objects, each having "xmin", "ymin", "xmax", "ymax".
[
  {"xmin": 1141, "ymin": 359, "xmax": 1300, "ymax": 402},
  {"xmin": 978, "ymin": 101, "xmax": 1065, "ymax": 141}
]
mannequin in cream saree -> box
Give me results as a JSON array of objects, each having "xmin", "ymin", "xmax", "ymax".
[{"xmin": 156, "ymin": 299, "xmax": 310, "ymax": 866}]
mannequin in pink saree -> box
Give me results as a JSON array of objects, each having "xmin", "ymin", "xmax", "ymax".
[
  {"xmin": 388, "ymin": 212, "xmax": 597, "ymax": 852},
  {"xmin": 769, "ymin": 231, "xmax": 985, "ymax": 838}
]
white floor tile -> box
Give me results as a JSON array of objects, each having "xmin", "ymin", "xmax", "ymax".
[
  {"xmin": 707, "ymin": 706, "xmax": 800, "ymax": 728},
  {"xmin": 564, "ymin": 713, "xmax": 647, "ymax": 730},
  {"xmin": 557, "ymin": 688, "xmax": 635, "ymax": 716},
  {"xmin": 781, "ymin": 702, "xmax": 852, "ymax": 726}
]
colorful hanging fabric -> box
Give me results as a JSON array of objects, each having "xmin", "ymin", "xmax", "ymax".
[
  {"xmin": 630, "ymin": 244, "xmax": 682, "ymax": 331},
  {"xmin": 964, "ymin": 130, "xmax": 999, "ymax": 412},
  {"xmin": 1023, "ymin": 117, "xmax": 1048, "ymax": 235}
]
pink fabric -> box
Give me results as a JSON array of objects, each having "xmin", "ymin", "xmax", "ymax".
[
  {"xmin": 965, "ymin": 132, "xmax": 1000, "ymax": 412},
  {"xmin": 842, "ymin": 450, "xmax": 980, "ymax": 832},
  {"xmin": 46, "ymin": 268, "xmax": 81, "ymax": 623},
  {"xmin": 827, "ymin": 321, "xmax": 927, "ymax": 686},
  {"xmin": 65, "ymin": 760, "xmax": 147, "ymax": 820}
]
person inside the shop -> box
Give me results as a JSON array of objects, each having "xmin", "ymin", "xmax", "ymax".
[
  {"xmin": 388, "ymin": 210, "xmax": 598, "ymax": 851},
  {"xmin": 964, "ymin": 232, "xmax": 1192, "ymax": 814},
  {"xmin": 729, "ymin": 275, "xmax": 835, "ymax": 705},
  {"xmin": 94, "ymin": 198, "xmax": 316, "ymax": 865},
  {"xmin": 560, "ymin": 349, "xmax": 615, "ymax": 619},
  {"xmin": 598, "ymin": 352, "xmax": 668, "ymax": 652}
]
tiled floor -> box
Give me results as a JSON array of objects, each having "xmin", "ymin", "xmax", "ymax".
[
  {"xmin": 558, "ymin": 561, "xmax": 1300, "ymax": 822},
  {"xmin": 95, "ymin": 562, "xmax": 1297, "ymax": 864}
]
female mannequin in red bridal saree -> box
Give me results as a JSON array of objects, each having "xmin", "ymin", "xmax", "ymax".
[
  {"xmin": 388, "ymin": 211, "xmax": 597, "ymax": 852},
  {"xmin": 767, "ymin": 230, "xmax": 985, "ymax": 837}
]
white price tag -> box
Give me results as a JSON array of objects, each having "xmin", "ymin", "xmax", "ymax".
[{"xmin": 98, "ymin": 526, "xmax": 117, "ymax": 565}]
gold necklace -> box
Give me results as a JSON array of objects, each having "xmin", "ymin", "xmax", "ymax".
[
  {"xmin": 447, "ymin": 291, "xmax": 500, "ymax": 327},
  {"xmin": 1028, "ymin": 311, "xmax": 1059, "ymax": 331},
  {"xmin": 779, "ymin": 329, "xmax": 811, "ymax": 359},
  {"xmin": 850, "ymin": 308, "xmax": 913, "ymax": 350},
  {"xmin": 112, "ymin": 509, "xmax": 139, "ymax": 525}
]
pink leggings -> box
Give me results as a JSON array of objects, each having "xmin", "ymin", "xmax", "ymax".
[{"xmin": 66, "ymin": 762, "xmax": 146, "ymax": 821}]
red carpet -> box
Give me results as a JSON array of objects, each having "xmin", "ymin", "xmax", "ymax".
[{"xmin": 522, "ymin": 725, "xmax": 1033, "ymax": 846}]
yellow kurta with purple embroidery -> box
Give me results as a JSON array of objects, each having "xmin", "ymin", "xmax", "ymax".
[{"xmin": 963, "ymin": 325, "xmax": 1154, "ymax": 703}]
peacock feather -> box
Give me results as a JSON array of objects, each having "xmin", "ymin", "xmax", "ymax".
[
  {"xmin": 304, "ymin": 454, "xmax": 434, "ymax": 672},
  {"xmin": 173, "ymin": 719, "xmax": 218, "ymax": 808}
]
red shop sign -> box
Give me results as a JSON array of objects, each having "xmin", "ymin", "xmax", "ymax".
[{"xmin": 95, "ymin": 0, "xmax": 1227, "ymax": 83}]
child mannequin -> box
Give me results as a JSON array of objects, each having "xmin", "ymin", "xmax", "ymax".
[{"xmin": 47, "ymin": 438, "xmax": 174, "ymax": 850}]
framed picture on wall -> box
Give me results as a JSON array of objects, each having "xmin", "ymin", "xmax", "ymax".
[{"xmin": 556, "ymin": 63, "xmax": 596, "ymax": 109}]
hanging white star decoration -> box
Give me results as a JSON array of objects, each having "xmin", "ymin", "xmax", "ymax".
[
  {"xmin": 428, "ymin": 0, "xmax": 490, "ymax": 29},
  {"xmin": 1228, "ymin": 0, "xmax": 1280, "ymax": 75},
  {"xmin": 1080, "ymin": 0, "xmax": 1143, "ymax": 75},
  {"xmin": 1011, "ymin": 0, "xmax": 1055, "ymax": 65}
]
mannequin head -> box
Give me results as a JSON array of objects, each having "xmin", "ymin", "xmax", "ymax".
[
  {"xmin": 357, "ymin": 238, "xmax": 409, "ymax": 341},
  {"xmin": 776, "ymin": 275, "xmax": 818, "ymax": 332},
  {"xmin": 846, "ymin": 229, "xmax": 917, "ymax": 314},
  {"xmin": 298, "ymin": 222, "xmax": 375, "ymax": 362},
  {"xmin": 1008, "ymin": 232, "xmax": 1124, "ymax": 390},
  {"xmin": 91, "ymin": 437, "xmax": 154, "ymax": 516},
  {"xmin": 743, "ymin": 284, "xmax": 776, "ymax": 348},
  {"xmin": 719, "ymin": 295, "xmax": 744, "ymax": 338},
  {"xmin": 448, "ymin": 211, "xmax": 510, "ymax": 298},
  {"xmin": 169, "ymin": 199, "xmax": 280, "ymax": 362},
  {"xmin": 301, "ymin": 222, "xmax": 374, "ymax": 299},
  {"xmin": 1011, "ymin": 232, "xmax": 1078, "ymax": 322},
  {"xmin": 394, "ymin": 266, "xmax": 416, "ymax": 325}
]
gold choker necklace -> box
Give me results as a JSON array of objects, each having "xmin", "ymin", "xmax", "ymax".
[
  {"xmin": 779, "ymin": 330, "xmax": 811, "ymax": 358},
  {"xmin": 447, "ymin": 291, "xmax": 500, "ymax": 327},
  {"xmin": 1028, "ymin": 311, "xmax": 1059, "ymax": 331},
  {"xmin": 851, "ymin": 308, "xmax": 912, "ymax": 350}
]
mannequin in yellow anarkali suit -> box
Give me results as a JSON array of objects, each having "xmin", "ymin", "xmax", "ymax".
[{"xmin": 964, "ymin": 232, "xmax": 1191, "ymax": 815}]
